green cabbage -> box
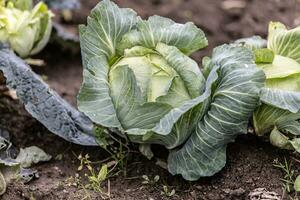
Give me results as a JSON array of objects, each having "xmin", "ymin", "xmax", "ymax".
[
  {"xmin": 241, "ymin": 22, "xmax": 300, "ymax": 153},
  {"xmin": 78, "ymin": 0, "xmax": 264, "ymax": 180},
  {"xmin": 0, "ymin": 0, "xmax": 53, "ymax": 57}
]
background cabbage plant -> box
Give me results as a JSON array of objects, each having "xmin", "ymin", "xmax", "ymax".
[
  {"xmin": 78, "ymin": 0, "xmax": 265, "ymax": 181},
  {"xmin": 236, "ymin": 22, "xmax": 300, "ymax": 153},
  {"xmin": 0, "ymin": 0, "xmax": 53, "ymax": 58}
]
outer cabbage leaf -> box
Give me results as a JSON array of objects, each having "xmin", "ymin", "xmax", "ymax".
[
  {"xmin": 118, "ymin": 15, "xmax": 208, "ymax": 55},
  {"xmin": 78, "ymin": 55, "xmax": 122, "ymax": 129},
  {"xmin": 79, "ymin": 0, "xmax": 138, "ymax": 63},
  {"xmin": 0, "ymin": 44, "xmax": 97, "ymax": 145},
  {"xmin": 259, "ymin": 88, "xmax": 300, "ymax": 113},
  {"xmin": 78, "ymin": 0, "xmax": 137, "ymax": 128},
  {"xmin": 168, "ymin": 45, "xmax": 265, "ymax": 181}
]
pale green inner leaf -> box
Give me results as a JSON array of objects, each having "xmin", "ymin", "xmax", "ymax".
[
  {"xmin": 109, "ymin": 65, "xmax": 172, "ymax": 130},
  {"xmin": 265, "ymin": 73, "xmax": 300, "ymax": 91},
  {"xmin": 258, "ymin": 55, "xmax": 300, "ymax": 79},
  {"xmin": 111, "ymin": 46, "xmax": 190, "ymax": 104},
  {"xmin": 156, "ymin": 77, "xmax": 191, "ymax": 107},
  {"xmin": 155, "ymin": 43, "xmax": 205, "ymax": 98}
]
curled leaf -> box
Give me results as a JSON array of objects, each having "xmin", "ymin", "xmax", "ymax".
[
  {"xmin": 269, "ymin": 128, "xmax": 293, "ymax": 150},
  {"xmin": 15, "ymin": 146, "xmax": 51, "ymax": 168}
]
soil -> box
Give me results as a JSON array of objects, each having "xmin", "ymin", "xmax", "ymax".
[{"xmin": 1, "ymin": 0, "xmax": 300, "ymax": 199}]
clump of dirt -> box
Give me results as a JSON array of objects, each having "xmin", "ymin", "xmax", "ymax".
[{"xmin": 1, "ymin": 0, "xmax": 300, "ymax": 199}]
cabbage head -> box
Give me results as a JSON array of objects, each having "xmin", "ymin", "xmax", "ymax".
[
  {"xmin": 237, "ymin": 22, "xmax": 300, "ymax": 152},
  {"xmin": 78, "ymin": 0, "xmax": 265, "ymax": 180},
  {"xmin": 0, "ymin": 0, "xmax": 53, "ymax": 58}
]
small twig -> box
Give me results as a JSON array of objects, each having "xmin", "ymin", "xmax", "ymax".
[
  {"xmin": 25, "ymin": 58, "xmax": 46, "ymax": 67},
  {"xmin": 124, "ymin": 176, "xmax": 141, "ymax": 180},
  {"xmin": 107, "ymin": 179, "xmax": 111, "ymax": 199}
]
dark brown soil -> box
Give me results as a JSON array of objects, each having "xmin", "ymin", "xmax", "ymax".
[{"xmin": 1, "ymin": 0, "xmax": 300, "ymax": 199}]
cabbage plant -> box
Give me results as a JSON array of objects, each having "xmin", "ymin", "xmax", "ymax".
[
  {"xmin": 78, "ymin": 0, "xmax": 264, "ymax": 181},
  {"xmin": 236, "ymin": 22, "xmax": 300, "ymax": 152},
  {"xmin": 0, "ymin": 0, "xmax": 53, "ymax": 57}
]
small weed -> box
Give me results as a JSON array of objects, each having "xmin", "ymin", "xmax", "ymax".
[
  {"xmin": 65, "ymin": 174, "xmax": 82, "ymax": 187},
  {"xmin": 78, "ymin": 154, "xmax": 108, "ymax": 191},
  {"xmin": 108, "ymin": 142, "xmax": 128, "ymax": 175},
  {"xmin": 161, "ymin": 185, "xmax": 176, "ymax": 198},
  {"xmin": 273, "ymin": 157, "xmax": 300, "ymax": 200},
  {"xmin": 67, "ymin": 132, "xmax": 136, "ymax": 199},
  {"xmin": 95, "ymin": 127, "xmax": 131, "ymax": 176},
  {"xmin": 141, "ymin": 175, "xmax": 160, "ymax": 185},
  {"xmin": 77, "ymin": 154, "xmax": 110, "ymax": 198},
  {"xmin": 65, "ymin": 154, "xmax": 110, "ymax": 199},
  {"xmin": 273, "ymin": 158, "xmax": 295, "ymax": 193}
]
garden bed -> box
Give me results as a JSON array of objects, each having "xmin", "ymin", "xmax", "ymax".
[{"xmin": 1, "ymin": 0, "xmax": 300, "ymax": 199}]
